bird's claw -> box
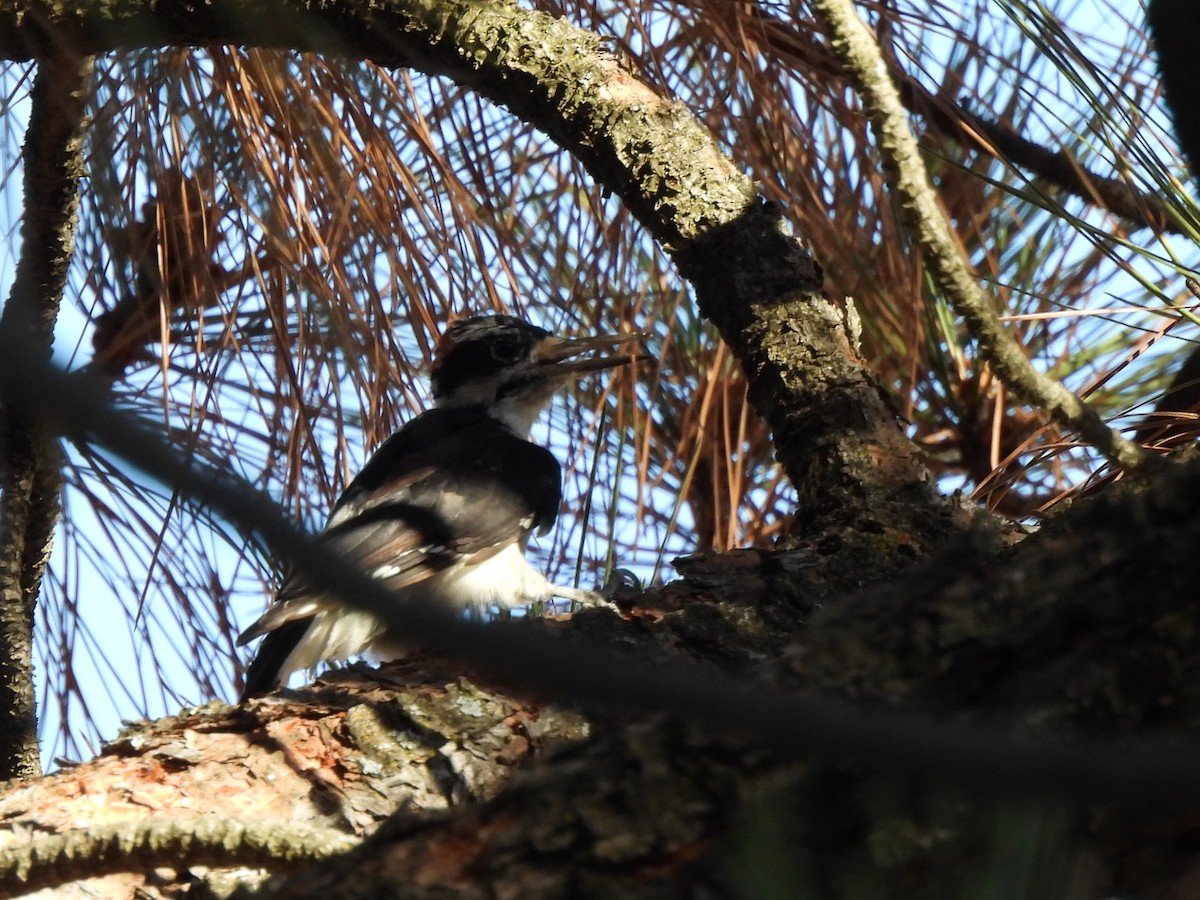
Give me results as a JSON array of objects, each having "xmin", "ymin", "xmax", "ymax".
[
  {"xmin": 600, "ymin": 568, "xmax": 641, "ymax": 601},
  {"xmin": 549, "ymin": 568, "xmax": 642, "ymax": 613}
]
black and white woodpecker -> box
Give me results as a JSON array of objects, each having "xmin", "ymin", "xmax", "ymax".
[{"xmin": 237, "ymin": 314, "xmax": 645, "ymax": 700}]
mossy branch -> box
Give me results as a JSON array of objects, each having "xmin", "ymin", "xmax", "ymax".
[
  {"xmin": 0, "ymin": 0, "xmax": 943, "ymax": 526},
  {"xmin": 808, "ymin": 0, "xmax": 1151, "ymax": 475},
  {"xmin": 0, "ymin": 817, "xmax": 357, "ymax": 896}
]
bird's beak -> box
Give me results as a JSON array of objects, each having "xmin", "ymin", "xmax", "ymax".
[{"xmin": 535, "ymin": 331, "xmax": 652, "ymax": 376}]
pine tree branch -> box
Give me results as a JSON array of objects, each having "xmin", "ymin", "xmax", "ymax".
[
  {"xmin": 0, "ymin": 53, "xmax": 90, "ymax": 783},
  {"xmin": 0, "ymin": 0, "xmax": 943, "ymax": 532},
  {"xmin": 2, "ymin": 339, "xmax": 1200, "ymax": 808},
  {"xmin": 0, "ymin": 817, "xmax": 356, "ymax": 897},
  {"xmin": 808, "ymin": 0, "xmax": 1152, "ymax": 475}
]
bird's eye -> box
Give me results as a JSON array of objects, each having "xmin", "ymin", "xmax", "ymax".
[{"xmin": 491, "ymin": 339, "xmax": 522, "ymax": 363}]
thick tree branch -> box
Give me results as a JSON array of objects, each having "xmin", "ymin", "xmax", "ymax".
[
  {"xmin": 0, "ymin": 0, "xmax": 941, "ymax": 536},
  {"xmin": 0, "ymin": 675, "xmax": 595, "ymax": 897},
  {"xmin": 2, "ymin": 339, "xmax": 1200, "ymax": 809},
  {"xmin": 0, "ymin": 53, "xmax": 90, "ymax": 782},
  {"xmin": 809, "ymin": 0, "xmax": 1151, "ymax": 475}
]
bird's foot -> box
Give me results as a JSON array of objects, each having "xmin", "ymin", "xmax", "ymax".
[
  {"xmin": 600, "ymin": 568, "xmax": 641, "ymax": 604},
  {"xmin": 550, "ymin": 569, "xmax": 642, "ymax": 612},
  {"xmin": 551, "ymin": 584, "xmax": 614, "ymax": 610}
]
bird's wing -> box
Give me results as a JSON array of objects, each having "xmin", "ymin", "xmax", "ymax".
[
  {"xmin": 328, "ymin": 407, "xmax": 561, "ymax": 531},
  {"xmin": 238, "ymin": 409, "xmax": 562, "ymax": 645},
  {"xmin": 319, "ymin": 408, "xmax": 561, "ymax": 562}
]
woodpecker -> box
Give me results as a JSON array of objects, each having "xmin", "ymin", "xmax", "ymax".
[{"xmin": 237, "ymin": 314, "xmax": 643, "ymax": 700}]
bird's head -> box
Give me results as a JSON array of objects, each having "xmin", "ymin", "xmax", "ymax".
[{"xmin": 430, "ymin": 314, "xmax": 646, "ymax": 435}]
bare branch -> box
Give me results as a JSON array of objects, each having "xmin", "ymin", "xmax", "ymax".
[
  {"xmin": 0, "ymin": 52, "xmax": 90, "ymax": 781},
  {"xmin": 0, "ymin": 817, "xmax": 355, "ymax": 897}
]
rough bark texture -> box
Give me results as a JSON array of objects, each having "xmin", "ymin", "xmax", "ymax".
[
  {"xmin": 0, "ymin": 660, "xmax": 595, "ymax": 897},
  {"xmin": 2, "ymin": 472, "xmax": 1200, "ymax": 898},
  {"xmin": 0, "ymin": 53, "xmax": 89, "ymax": 783}
]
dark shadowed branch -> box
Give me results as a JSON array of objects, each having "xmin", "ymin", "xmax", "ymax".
[{"xmin": 2, "ymin": 333, "xmax": 1200, "ymax": 810}]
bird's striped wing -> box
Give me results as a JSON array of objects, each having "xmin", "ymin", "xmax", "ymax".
[{"xmin": 237, "ymin": 409, "xmax": 562, "ymax": 696}]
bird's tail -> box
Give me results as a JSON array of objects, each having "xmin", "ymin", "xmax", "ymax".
[{"xmin": 238, "ymin": 618, "xmax": 312, "ymax": 701}]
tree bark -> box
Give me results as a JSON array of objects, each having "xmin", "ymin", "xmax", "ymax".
[
  {"xmin": 0, "ymin": 53, "xmax": 90, "ymax": 783},
  {"xmin": 2, "ymin": 458, "xmax": 1200, "ymax": 897}
]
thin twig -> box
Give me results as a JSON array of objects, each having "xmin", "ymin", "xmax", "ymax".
[{"xmin": 731, "ymin": 1, "xmax": 1180, "ymax": 234}]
